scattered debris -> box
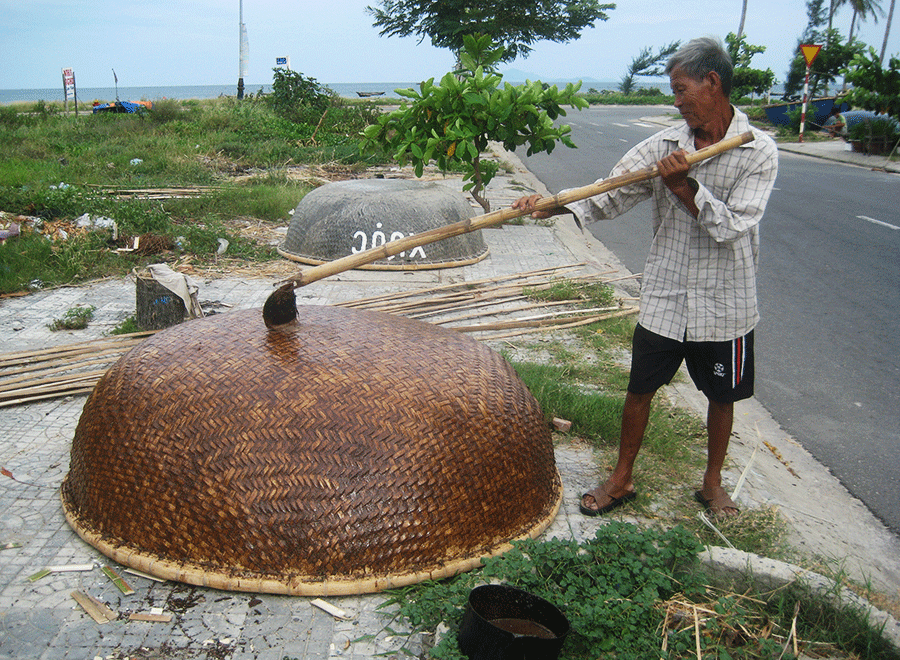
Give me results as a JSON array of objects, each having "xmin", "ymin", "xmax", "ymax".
[
  {"xmin": 101, "ymin": 564, "xmax": 135, "ymax": 594},
  {"xmin": 311, "ymin": 598, "xmax": 354, "ymax": 620},
  {"xmin": 129, "ymin": 610, "xmax": 173, "ymax": 623},
  {"xmin": 71, "ymin": 590, "xmax": 118, "ymax": 624},
  {"xmin": 552, "ymin": 417, "xmax": 572, "ymax": 432},
  {"xmin": 124, "ymin": 567, "xmax": 167, "ymax": 583},
  {"xmin": 764, "ymin": 440, "xmax": 801, "ymax": 479}
]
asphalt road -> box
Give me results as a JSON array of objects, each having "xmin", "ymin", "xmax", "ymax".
[{"xmin": 516, "ymin": 105, "xmax": 900, "ymax": 534}]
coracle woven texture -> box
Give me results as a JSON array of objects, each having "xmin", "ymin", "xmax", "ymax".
[
  {"xmin": 62, "ymin": 305, "xmax": 561, "ymax": 595},
  {"xmin": 278, "ymin": 179, "xmax": 489, "ymax": 269}
]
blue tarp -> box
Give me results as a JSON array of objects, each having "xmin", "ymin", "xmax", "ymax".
[{"xmin": 92, "ymin": 101, "xmax": 152, "ymax": 114}]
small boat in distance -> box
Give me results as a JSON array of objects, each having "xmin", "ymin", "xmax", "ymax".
[{"xmin": 356, "ymin": 91, "xmax": 385, "ymax": 98}]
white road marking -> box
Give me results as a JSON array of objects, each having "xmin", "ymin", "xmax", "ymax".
[
  {"xmin": 632, "ymin": 122, "xmax": 655, "ymax": 128},
  {"xmin": 857, "ymin": 215, "xmax": 900, "ymax": 230},
  {"xmin": 612, "ymin": 122, "xmax": 630, "ymax": 128}
]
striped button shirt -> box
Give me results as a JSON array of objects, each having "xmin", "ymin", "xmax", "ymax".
[{"xmin": 566, "ymin": 107, "xmax": 779, "ymax": 342}]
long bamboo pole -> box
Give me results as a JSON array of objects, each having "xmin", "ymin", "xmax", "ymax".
[{"xmin": 279, "ymin": 132, "xmax": 754, "ymax": 289}]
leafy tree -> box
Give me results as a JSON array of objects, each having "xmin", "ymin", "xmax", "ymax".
[
  {"xmin": 725, "ymin": 32, "xmax": 776, "ymax": 98},
  {"xmin": 366, "ymin": 0, "xmax": 616, "ymax": 62},
  {"xmin": 843, "ymin": 46, "xmax": 900, "ymax": 116},
  {"xmin": 785, "ymin": 29, "xmax": 864, "ymax": 97},
  {"xmin": 360, "ymin": 34, "xmax": 587, "ymax": 213},
  {"xmin": 785, "ymin": 0, "xmax": 865, "ymax": 96},
  {"xmin": 618, "ymin": 42, "xmax": 680, "ymax": 94},
  {"xmin": 269, "ymin": 68, "xmax": 335, "ymax": 124}
]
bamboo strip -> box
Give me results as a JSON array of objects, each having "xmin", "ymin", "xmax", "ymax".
[
  {"xmin": 0, "ymin": 370, "xmax": 108, "ymax": 396},
  {"xmin": 515, "ymin": 305, "xmax": 620, "ymax": 322},
  {"xmin": 336, "ymin": 263, "xmax": 587, "ymax": 308},
  {"xmin": 1, "ymin": 352, "xmax": 126, "ymax": 382},
  {"xmin": 418, "ymin": 298, "xmax": 571, "ymax": 324},
  {"xmin": 373, "ymin": 274, "xmax": 609, "ymax": 317},
  {"xmin": 0, "ymin": 332, "xmax": 152, "ymax": 365},
  {"xmin": 450, "ymin": 307, "xmax": 638, "ymax": 333},
  {"xmin": 0, "ymin": 387, "xmax": 97, "ymax": 408},
  {"xmin": 476, "ymin": 307, "xmax": 639, "ymax": 340},
  {"xmin": 348, "ymin": 275, "xmax": 572, "ymax": 313},
  {"xmin": 71, "ymin": 591, "xmax": 117, "ymax": 624},
  {"xmin": 386, "ymin": 293, "xmax": 526, "ymax": 317}
]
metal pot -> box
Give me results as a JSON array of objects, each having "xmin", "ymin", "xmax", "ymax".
[{"xmin": 457, "ymin": 584, "xmax": 570, "ymax": 660}]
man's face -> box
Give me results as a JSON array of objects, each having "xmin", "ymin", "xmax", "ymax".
[{"xmin": 669, "ymin": 67, "xmax": 717, "ymax": 130}]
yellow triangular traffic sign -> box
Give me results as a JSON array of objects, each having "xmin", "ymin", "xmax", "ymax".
[{"xmin": 800, "ymin": 44, "xmax": 822, "ymax": 67}]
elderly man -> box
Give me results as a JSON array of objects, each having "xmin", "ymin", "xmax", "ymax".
[{"xmin": 513, "ymin": 37, "xmax": 778, "ymax": 517}]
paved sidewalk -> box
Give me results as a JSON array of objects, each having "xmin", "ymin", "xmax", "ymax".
[
  {"xmin": 1, "ymin": 144, "xmax": 898, "ymax": 659},
  {"xmin": 778, "ymin": 135, "xmax": 900, "ymax": 172}
]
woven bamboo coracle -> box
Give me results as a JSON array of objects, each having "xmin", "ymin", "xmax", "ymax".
[
  {"xmin": 277, "ymin": 179, "xmax": 489, "ymax": 269},
  {"xmin": 62, "ymin": 305, "xmax": 561, "ymax": 595}
]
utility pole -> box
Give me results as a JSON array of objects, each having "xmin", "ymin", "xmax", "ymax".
[{"xmin": 237, "ymin": 0, "xmax": 248, "ymax": 99}]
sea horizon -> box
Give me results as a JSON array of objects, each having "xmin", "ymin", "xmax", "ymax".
[{"xmin": 0, "ymin": 79, "xmax": 675, "ymax": 106}]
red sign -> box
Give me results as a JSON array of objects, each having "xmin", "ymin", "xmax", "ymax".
[
  {"xmin": 800, "ymin": 44, "xmax": 822, "ymax": 67},
  {"xmin": 62, "ymin": 68, "xmax": 75, "ymax": 100}
]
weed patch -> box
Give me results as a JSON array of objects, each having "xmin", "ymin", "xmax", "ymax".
[
  {"xmin": 380, "ymin": 522, "xmax": 898, "ymax": 659},
  {"xmin": 48, "ymin": 305, "xmax": 95, "ymax": 331}
]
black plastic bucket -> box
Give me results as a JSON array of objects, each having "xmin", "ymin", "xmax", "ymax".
[{"xmin": 457, "ymin": 584, "xmax": 570, "ymax": 660}]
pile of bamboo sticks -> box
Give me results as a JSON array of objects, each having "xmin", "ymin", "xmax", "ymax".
[
  {"xmin": 0, "ymin": 332, "xmax": 154, "ymax": 408},
  {"xmin": 0, "ymin": 265, "xmax": 638, "ymax": 408},
  {"xmin": 86, "ymin": 185, "xmax": 221, "ymax": 200},
  {"xmin": 338, "ymin": 264, "xmax": 639, "ymax": 341}
]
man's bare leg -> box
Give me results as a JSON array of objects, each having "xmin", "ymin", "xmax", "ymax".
[
  {"xmin": 581, "ymin": 390, "xmax": 655, "ymax": 512},
  {"xmin": 696, "ymin": 399, "xmax": 739, "ymax": 516}
]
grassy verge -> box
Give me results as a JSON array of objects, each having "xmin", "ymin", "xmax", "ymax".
[
  {"xmin": 380, "ymin": 524, "xmax": 898, "ymax": 659},
  {"xmin": 0, "ymin": 95, "xmax": 383, "ymax": 294}
]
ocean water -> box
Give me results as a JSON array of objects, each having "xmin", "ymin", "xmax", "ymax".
[
  {"xmin": 0, "ymin": 80, "xmax": 656, "ymax": 105},
  {"xmin": 0, "ymin": 83, "xmax": 417, "ymax": 105}
]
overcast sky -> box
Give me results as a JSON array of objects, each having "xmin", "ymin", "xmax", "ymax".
[{"xmin": 1, "ymin": 0, "xmax": 896, "ymax": 90}]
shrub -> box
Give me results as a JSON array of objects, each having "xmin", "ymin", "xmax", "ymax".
[
  {"xmin": 848, "ymin": 116, "xmax": 900, "ymax": 144},
  {"xmin": 268, "ymin": 68, "xmax": 336, "ymax": 125},
  {"xmin": 149, "ymin": 98, "xmax": 184, "ymax": 123}
]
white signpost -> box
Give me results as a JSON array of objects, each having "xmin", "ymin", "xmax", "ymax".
[{"xmin": 62, "ymin": 68, "xmax": 77, "ymax": 114}]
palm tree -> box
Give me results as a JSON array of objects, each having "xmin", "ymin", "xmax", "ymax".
[
  {"xmin": 848, "ymin": 0, "xmax": 884, "ymax": 41},
  {"xmin": 737, "ymin": 0, "xmax": 748, "ymax": 39},
  {"xmin": 881, "ymin": 0, "xmax": 895, "ymax": 62}
]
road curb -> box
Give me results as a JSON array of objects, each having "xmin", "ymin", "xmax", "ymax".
[{"xmin": 699, "ymin": 546, "xmax": 900, "ymax": 648}]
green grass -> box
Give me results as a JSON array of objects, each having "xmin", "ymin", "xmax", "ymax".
[{"xmin": 0, "ymin": 95, "xmax": 383, "ymax": 294}]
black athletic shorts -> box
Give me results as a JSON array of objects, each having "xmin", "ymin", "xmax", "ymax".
[{"xmin": 628, "ymin": 324, "xmax": 755, "ymax": 403}]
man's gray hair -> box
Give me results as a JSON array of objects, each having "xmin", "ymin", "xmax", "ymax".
[{"xmin": 665, "ymin": 37, "xmax": 733, "ymax": 98}]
